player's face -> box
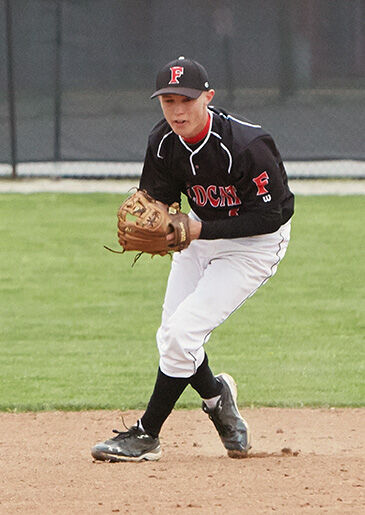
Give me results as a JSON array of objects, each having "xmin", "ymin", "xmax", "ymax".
[{"xmin": 159, "ymin": 90, "xmax": 215, "ymax": 139}]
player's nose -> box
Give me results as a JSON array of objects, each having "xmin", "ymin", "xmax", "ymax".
[{"xmin": 173, "ymin": 101, "xmax": 185, "ymax": 116}]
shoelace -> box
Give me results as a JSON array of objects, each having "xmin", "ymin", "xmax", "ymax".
[
  {"xmin": 111, "ymin": 426, "xmax": 140, "ymax": 441},
  {"xmin": 110, "ymin": 416, "xmax": 141, "ymax": 441}
]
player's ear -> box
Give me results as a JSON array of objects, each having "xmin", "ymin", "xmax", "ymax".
[{"xmin": 205, "ymin": 89, "xmax": 215, "ymax": 105}]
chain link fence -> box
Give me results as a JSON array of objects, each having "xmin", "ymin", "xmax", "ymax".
[{"xmin": 1, "ymin": 0, "xmax": 364, "ymax": 179}]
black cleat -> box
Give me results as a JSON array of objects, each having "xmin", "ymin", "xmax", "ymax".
[
  {"xmin": 202, "ymin": 373, "xmax": 251, "ymax": 458},
  {"xmin": 91, "ymin": 422, "xmax": 161, "ymax": 462}
]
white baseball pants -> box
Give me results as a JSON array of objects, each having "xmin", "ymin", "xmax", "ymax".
[{"xmin": 156, "ymin": 219, "xmax": 291, "ymax": 378}]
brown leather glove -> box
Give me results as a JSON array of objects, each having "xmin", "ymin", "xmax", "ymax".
[{"xmin": 117, "ymin": 190, "xmax": 191, "ymax": 256}]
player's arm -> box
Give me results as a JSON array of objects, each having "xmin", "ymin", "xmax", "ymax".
[
  {"xmin": 140, "ymin": 141, "xmax": 197, "ymax": 242},
  {"xmin": 199, "ymin": 137, "xmax": 294, "ymax": 239},
  {"xmin": 139, "ymin": 143, "xmax": 182, "ymax": 207}
]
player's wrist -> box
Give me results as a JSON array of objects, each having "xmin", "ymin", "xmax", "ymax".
[{"xmin": 189, "ymin": 219, "xmax": 202, "ymax": 240}]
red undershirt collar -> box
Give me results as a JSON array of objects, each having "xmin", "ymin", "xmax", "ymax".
[{"xmin": 183, "ymin": 114, "xmax": 211, "ymax": 144}]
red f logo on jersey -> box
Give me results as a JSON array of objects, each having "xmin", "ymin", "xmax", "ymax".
[
  {"xmin": 169, "ymin": 66, "xmax": 184, "ymax": 84},
  {"xmin": 253, "ymin": 171, "xmax": 269, "ymax": 195}
]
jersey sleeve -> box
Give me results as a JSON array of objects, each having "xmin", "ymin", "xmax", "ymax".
[
  {"xmin": 199, "ymin": 137, "xmax": 293, "ymax": 239},
  {"xmin": 139, "ymin": 140, "xmax": 181, "ymax": 206},
  {"xmin": 238, "ymin": 136, "xmax": 289, "ymax": 210}
]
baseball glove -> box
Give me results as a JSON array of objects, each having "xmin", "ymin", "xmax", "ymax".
[{"xmin": 109, "ymin": 190, "xmax": 191, "ymax": 260}]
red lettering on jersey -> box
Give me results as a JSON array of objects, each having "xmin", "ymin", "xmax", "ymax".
[
  {"xmin": 229, "ymin": 208, "xmax": 240, "ymax": 216},
  {"xmin": 218, "ymin": 186, "xmax": 230, "ymax": 206},
  {"xmin": 191, "ymin": 185, "xmax": 207, "ymax": 206},
  {"xmin": 225, "ymin": 185, "xmax": 242, "ymax": 206},
  {"xmin": 206, "ymin": 185, "xmax": 220, "ymax": 207},
  {"xmin": 190, "ymin": 184, "xmax": 242, "ymax": 209},
  {"xmin": 252, "ymin": 171, "xmax": 269, "ymax": 195},
  {"xmin": 169, "ymin": 66, "xmax": 184, "ymax": 84},
  {"xmin": 219, "ymin": 186, "xmax": 240, "ymax": 206}
]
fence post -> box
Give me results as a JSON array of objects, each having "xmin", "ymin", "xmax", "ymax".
[
  {"xmin": 54, "ymin": 0, "xmax": 63, "ymax": 161},
  {"xmin": 5, "ymin": 0, "xmax": 17, "ymax": 178}
]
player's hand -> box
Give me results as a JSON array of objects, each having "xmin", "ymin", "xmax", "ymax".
[{"xmin": 166, "ymin": 219, "xmax": 201, "ymax": 243}]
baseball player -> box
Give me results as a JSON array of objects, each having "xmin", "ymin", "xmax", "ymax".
[{"xmin": 92, "ymin": 57, "xmax": 294, "ymax": 462}]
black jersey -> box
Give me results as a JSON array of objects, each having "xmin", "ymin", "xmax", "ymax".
[{"xmin": 140, "ymin": 107, "xmax": 294, "ymax": 239}]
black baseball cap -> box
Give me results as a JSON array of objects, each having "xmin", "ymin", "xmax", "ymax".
[{"xmin": 151, "ymin": 56, "xmax": 211, "ymax": 99}]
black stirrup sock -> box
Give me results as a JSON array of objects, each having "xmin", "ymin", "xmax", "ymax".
[
  {"xmin": 189, "ymin": 353, "xmax": 223, "ymax": 399},
  {"xmin": 140, "ymin": 367, "xmax": 190, "ymax": 438}
]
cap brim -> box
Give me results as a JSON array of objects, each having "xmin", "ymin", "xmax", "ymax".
[{"xmin": 151, "ymin": 87, "xmax": 202, "ymax": 99}]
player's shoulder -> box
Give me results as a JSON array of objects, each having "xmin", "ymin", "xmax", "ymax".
[{"xmin": 209, "ymin": 106, "xmax": 269, "ymax": 149}]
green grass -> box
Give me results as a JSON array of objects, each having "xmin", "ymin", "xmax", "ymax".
[{"xmin": 0, "ymin": 193, "xmax": 364, "ymax": 411}]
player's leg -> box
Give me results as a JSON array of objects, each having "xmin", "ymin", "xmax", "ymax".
[
  {"xmin": 157, "ymin": 220, "xmax": 291, "ymax": 379},
  {"xmin": 90, "ymin": 355, "xmax": 220, "ymax": 462},
  {"xmin": 139, "ymin": 350, "xmax": 222, "ymax": 439},
  {"xmin": 91, "ymin": 241, "xmax": 213, "ymax": 462},
  {"xmin": 91, "ymin": 222, "xmax": 290, "ymax": 461},
  {"xmin": 139, "ymin": 221, "xmax": 290, "ymax": 453},
  {"xmin": 134, "ymin": 239, "xmax": 226, "ymax": 441},
  {"xmin": 155, "ymin": 222, "xmax": 291, "ymax": 456},
  {"xmin": 160, "ymin": 237, "xmax": 208, "ymax": 325}
]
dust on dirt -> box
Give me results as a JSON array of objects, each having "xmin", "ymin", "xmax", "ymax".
[{"xmin": 1, "ymin": 408, "xmax": 364, "ymax": 514}]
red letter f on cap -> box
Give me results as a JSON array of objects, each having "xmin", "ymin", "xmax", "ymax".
[{"xmin": 169, "ymin": 66, "xmax": 184, "ymax": 84}]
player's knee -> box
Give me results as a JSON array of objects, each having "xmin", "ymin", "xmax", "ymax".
[
  {"xmin": 157, "ymin": 322, "xmax": 193, "ymax": 361},
  {"xmin": 157, "ymin": 321, "xmax": 205, "ymax": 377}
]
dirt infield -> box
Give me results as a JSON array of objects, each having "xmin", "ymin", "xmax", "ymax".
[{"xmin": 1, "ymin": 409, "xmax": 364, "ymax": 514}]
